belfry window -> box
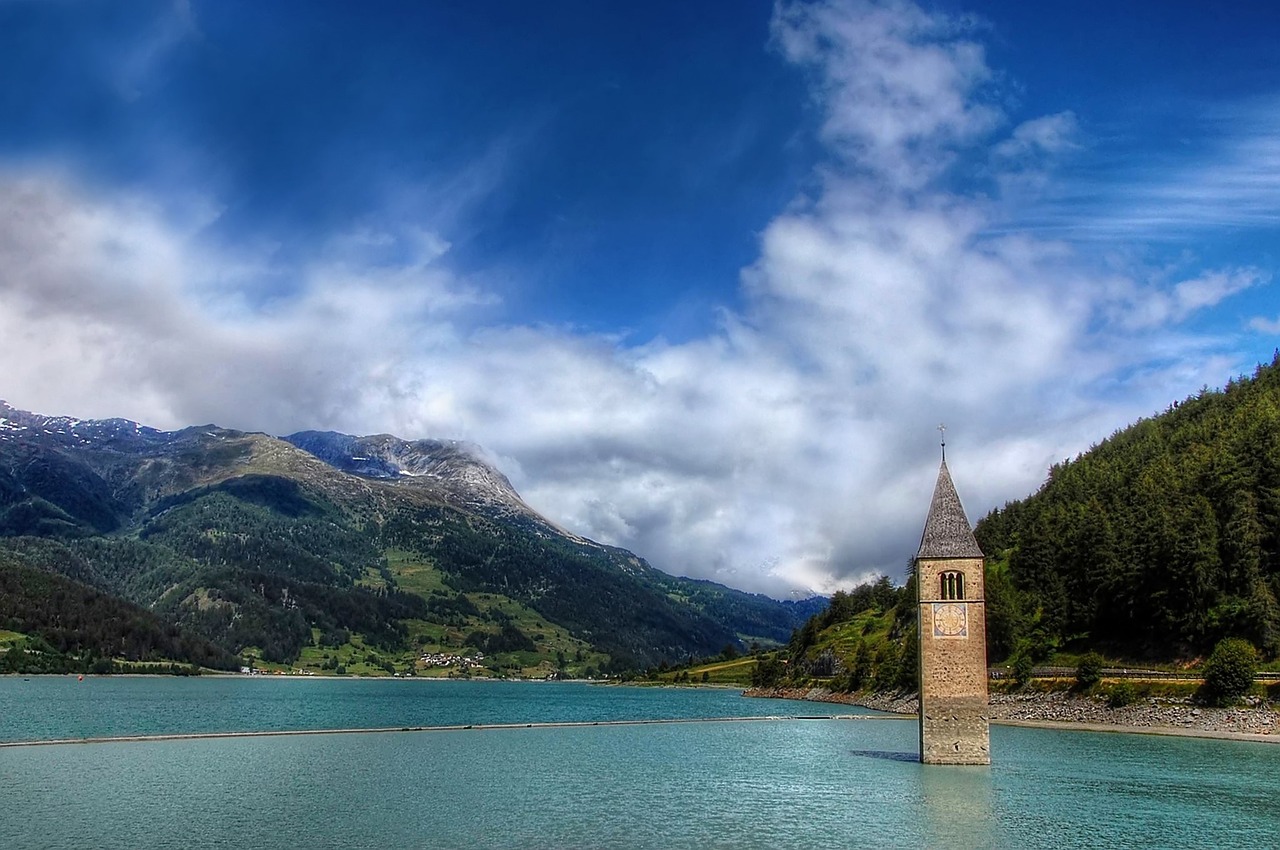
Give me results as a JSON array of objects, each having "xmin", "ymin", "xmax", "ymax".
[{"xmin": 940, "ymin": 571, "xmax": 964, "ymax": 600}]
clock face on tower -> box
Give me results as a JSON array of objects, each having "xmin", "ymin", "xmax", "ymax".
[{"xmin": 932, "ymin": 602, "xmax": 968, "ymax": 638}]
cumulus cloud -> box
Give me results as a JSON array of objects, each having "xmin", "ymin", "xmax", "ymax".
[
  {"xmin": 770, "ymin": 0, "xmax": 1000, "ymax": 188},
  {"xmin": 0, "ymin": 0, "xmax": 1269, "ymax": 597},
  {"xmin": 0, "ymin": 174, "xmax": 488, "ymax": 433}
]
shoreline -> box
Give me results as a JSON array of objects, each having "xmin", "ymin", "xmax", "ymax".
[{"xmin": 744, "ymin": 686, "xmax": 1280, "ymax": 744}]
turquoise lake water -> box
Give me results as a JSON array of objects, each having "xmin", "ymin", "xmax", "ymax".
[{"xmin": 1, "ymin": 677, "xmax": 1278, "ymax": 848}]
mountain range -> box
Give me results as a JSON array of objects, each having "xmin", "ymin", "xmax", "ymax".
[{"xmin": 0, "ymin": 401, "xmax": 823, "ymax": 673}]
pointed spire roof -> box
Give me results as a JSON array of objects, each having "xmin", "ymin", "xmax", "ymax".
[{"xmin": 916, "ymin": 459, "xmax": 984, "ymax": 559}]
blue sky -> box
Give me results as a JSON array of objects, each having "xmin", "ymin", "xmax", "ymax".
[
  {"xmin": 4, "ymin": 0, "xmax": 814, "ymax": 338},
  {"xmin": 2, "ymin": 0, "xmax": 1279, "ymax": 596}
]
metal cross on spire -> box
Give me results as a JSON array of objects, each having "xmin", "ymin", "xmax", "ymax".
[{"xmin": 938, "ymin": 423, "xmax": 947, "ymax": 461}]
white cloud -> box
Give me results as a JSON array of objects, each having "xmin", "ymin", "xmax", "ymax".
[
  {"xmin": 1116, "ymin": 267, "xmax": 1267, "ymax": 329},
  {"xmin": 993, "ymin": 112, "xmax": 1080, "ymax": 162},
  {"xmin": 770, "ymin": 0, "xmax": 1000, "ymax": 189},
  {"xmin": 1174, "ymin": 268, "xmax": 1266, "ymax": 314},
  {"xmin": 0, "ymin": 0, "xmax": 1271, "ymax": 597},
  {"xmin": 1250, "ymin": 316, "xmax": 1280, "ymax": 334},
  {"xmin": 0, "ymin": 172, "xmax": 486, "ymax": 434}
]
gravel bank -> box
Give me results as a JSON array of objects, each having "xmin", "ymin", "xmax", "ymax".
[{"xmin": 743, "ymin": 687, "xmax": 1280, "ymax": 740}]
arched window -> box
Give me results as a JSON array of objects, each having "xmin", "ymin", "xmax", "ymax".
[{"xmin": 940, "ymin": 571, "xmax": 965, "ymax": 601}]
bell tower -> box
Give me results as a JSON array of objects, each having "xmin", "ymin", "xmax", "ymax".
[{"xmin": 916, "ymin": 431, "xmax": 989, "ymax": 765}]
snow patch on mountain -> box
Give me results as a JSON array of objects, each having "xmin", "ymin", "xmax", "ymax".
[{"xmin": 282, "ymin": 429, "xmax": 533, "ymax": 517}]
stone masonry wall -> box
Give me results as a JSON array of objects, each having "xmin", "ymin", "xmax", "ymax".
[
  {"xmin": 918, "ymin": 555, "xmax": 990, "ymax": 764},
  {"xmin": 920, "ymin": 695, "xmax": 991, "ymax": 764}
]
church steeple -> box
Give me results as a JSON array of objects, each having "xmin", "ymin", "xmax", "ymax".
[
  {"xmin": 915, "ymin": 436, "xmax": 990, "ymax": 765},
  {"xmin": 917, "ymin": 460, "xmax": 984, "ymax": 560}
]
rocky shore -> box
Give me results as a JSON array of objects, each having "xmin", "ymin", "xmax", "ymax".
[{"xmin": 743, "ymin": 686, "xmax": 1280, "ymax": 739}]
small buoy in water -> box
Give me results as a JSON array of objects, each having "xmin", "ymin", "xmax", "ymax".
[{"xmin": 77, "ymin": 675, "xmax": 84, "ymax": 682}]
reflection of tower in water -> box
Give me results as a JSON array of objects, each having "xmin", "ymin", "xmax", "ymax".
[
  {"xmin": 916, "ymin": 431, "xmax": 991, "ymax": 764},
  {"xmin": 920, "ymin": 762, "xmax": 997, "ymax": 846}
]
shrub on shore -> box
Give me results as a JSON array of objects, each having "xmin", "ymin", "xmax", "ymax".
[
  {"xmin": 1011, "ymin": 652, "xmax": 1034, "ymax": 688},
  {"xmin": 1105, "ymin": 681, "xmax": 1138, "ymax": 708},
  {"xmin": 1199, "ymin": 638, "xmax": 1258, "ymax": 706},
  {"xmin": 1075, "ymin": 652, "xmax": 1105, "ymax": 692}
]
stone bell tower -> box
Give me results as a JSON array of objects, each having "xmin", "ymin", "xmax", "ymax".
[{"xmin": 916, "ymin": 433, "xmax": 989, "ymax": 765}]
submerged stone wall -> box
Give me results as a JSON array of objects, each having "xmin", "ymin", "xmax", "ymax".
[{"xmin": 919, "ymin": 695, "xmax": 991, "ymax": 763}]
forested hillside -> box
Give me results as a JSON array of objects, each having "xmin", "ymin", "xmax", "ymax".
[
  {"xmin": 976, "ymin": 355, "xmax": 1280, "ymax": 662},
  {"xmin": 0, "ymin": 550, "xmax": 239, "ymax": 673}
]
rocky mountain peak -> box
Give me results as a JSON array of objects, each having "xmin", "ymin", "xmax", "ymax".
[{"xmin": 282, "ymin": 430, "xmax": 529, "ymax": 516}]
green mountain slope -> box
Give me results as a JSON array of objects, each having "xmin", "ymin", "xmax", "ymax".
[{"xmin": 0, "ymin": 402, "xmax": 820, "ymax": 672}]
